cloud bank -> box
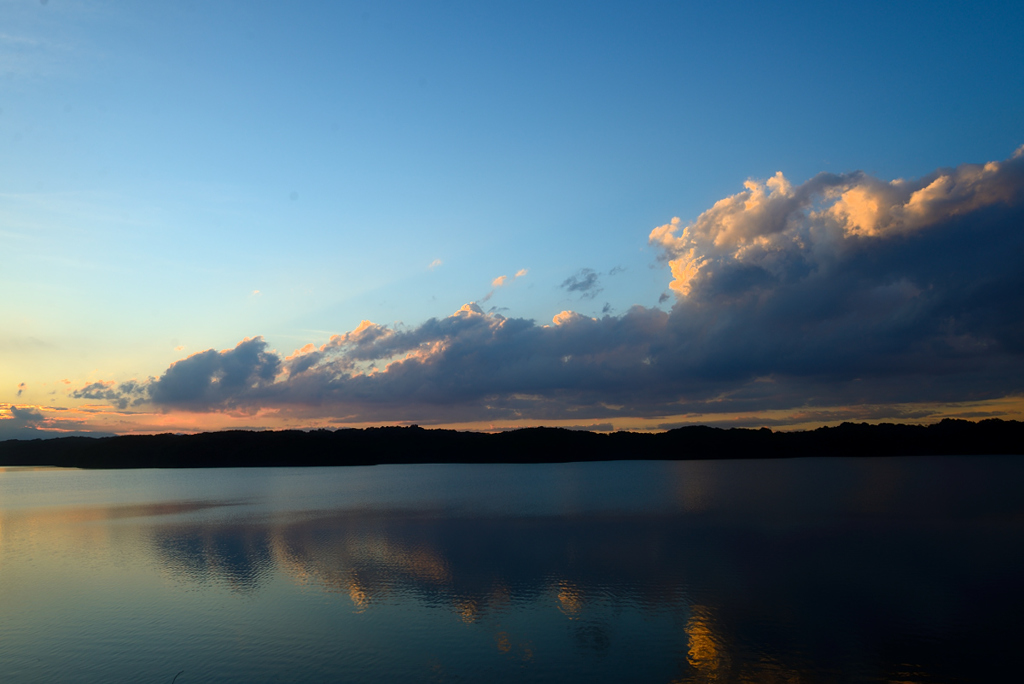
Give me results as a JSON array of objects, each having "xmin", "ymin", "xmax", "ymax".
[{"xmin": 76, "ymin": 149, "xmax": 1024, "ymax": 425}]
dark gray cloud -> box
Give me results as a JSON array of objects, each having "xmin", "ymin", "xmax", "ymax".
[
  {"xmin": 0, "ymin": 405, "xmax": 114, "ymax": 441},
  {"xmin": 76, "ymin": 148, "xmax": 1024, "ymax": 425},
  {"xmin": 72, "ymin": 380, "xmax": 148, "ymax": 410},
  {"xmin": 561, "ymin": 268, "xmax": 602, "ymax": 299},
  {"xmin": 71, "ymin": 337, "xmax": 280, "ymax": 410},
  {"xmin": 147, "ymin": 337, "xmax": 281, "ymax": 408},
  {"xmin": 562, "ymin": 423, "xmax": 615, "ymax": 432},
  {"xmin": 0, "ymin": 404, "xmax": 117, "ymax": 441},
  {"xmin": 9, "ymin": 405, "xmax": 44, "ymax": 423}
]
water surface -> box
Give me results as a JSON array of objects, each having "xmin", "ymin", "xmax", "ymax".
[{"xmin": 1, "ymin": 457, "xmax": 1022, "ymax": 682}]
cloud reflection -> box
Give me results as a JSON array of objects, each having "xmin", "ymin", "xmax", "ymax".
[
  {"xmin": 136, "ymin": 491, "xmax": 1023, "ymax": 682},
  {"xmin": 5, "ymin": 459, "xmax": 1023, "ymax": 681}
]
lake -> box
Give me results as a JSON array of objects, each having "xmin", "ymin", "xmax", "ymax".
[{"xmin": 1, "ymin": 457, "xmax": 1022, "ymax": 683}]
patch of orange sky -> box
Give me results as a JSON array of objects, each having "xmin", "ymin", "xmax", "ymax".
[{"xmin": 4, "ymin": 396, "xmax": 1022, "ymax": 437}]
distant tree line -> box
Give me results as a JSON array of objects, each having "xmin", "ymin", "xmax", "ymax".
[{"xmin": 0, "ymin": 419, "xmax": 1021, "ymax": 469}]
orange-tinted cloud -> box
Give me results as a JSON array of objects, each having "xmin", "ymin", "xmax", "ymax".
[
  {"xmin": 482, "ymin": 269, "xmax": 528, "ymax": 302},
  {"xmin": 650, "ymin": 145, "xmax": 1024, "ymax": 297}
]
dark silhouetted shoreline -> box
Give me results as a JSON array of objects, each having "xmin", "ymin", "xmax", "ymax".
[{"xmin": 0, "ymin": 419, "xmax": 1021, "ymax": 469}]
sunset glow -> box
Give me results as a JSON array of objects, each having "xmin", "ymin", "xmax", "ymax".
[{"xmin": 2, "ymin": 2, "xmax": 1022, "ymax": 438}]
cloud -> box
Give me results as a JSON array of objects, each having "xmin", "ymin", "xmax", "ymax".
[
  {"xmin": 9, "ymin": 405, "xmax": 44, "ymax": 423},
  {"xmin": 482, "ymin": 269, "xmax": 528, "ymax": 302},
  {"xmin": 147, "ymin": 337, "xmax": 281, "ymax": 408},
  {"xmin": 649, "ymin": 146, "xmax": 1024, "ymax": 298},
  {"xmin": 560, "ymin": 268, "xmax": 602, "ymax": 299},
  {"xmin": 428, "ymin": 259, "xmax": 443, "ymax": 270},
  {"xmin": 0, "ymin": 404, "xmax": 45, "ymax": 440},
  {"xmin": 73, "ymin": 148, "xmax": 1024, "ymax": 425},
  {"xmin": 0, "ymin": 404, "xmax": 115, "ymax": 440},
  {"xmin": 70, "ymin": 337, "xmax": 280, "ymax": 410},
  {"xmin": 71, "ymin": 380, "xmax": 149, "ymax": 410},
  {"xmin": 16, "ymin": 382, "xmax": 25, "ymax": 397},
  {"xmin": 562, "ymin": 423, "xmax": 615, "ymax": 432}
]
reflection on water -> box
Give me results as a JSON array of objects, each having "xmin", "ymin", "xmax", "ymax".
[
  {"xmin": 684, "ymin": 606, "xmax": 721, "ymax": 676},
  {"xmin": 1, "ymin": 457, "xmax": 1023, "ymax": 683}
]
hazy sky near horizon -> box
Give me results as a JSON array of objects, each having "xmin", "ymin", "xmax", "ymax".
[{"xmin": 3, "ymin": 0, "xmax": 1023, "ymax": 437}]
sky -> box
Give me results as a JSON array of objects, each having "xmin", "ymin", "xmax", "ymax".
[{"xmin": 2, "ymin": 0, "xmax": 1023, "ymax": 438}]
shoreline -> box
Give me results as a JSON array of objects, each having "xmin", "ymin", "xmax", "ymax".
[{"xmin": 1, "ymin": 418, "xmax": 1021, "ymax": 469}]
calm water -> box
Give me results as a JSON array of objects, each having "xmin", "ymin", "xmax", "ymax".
[{"xmin": 1, "ymin": 457, "xmax": 1022, "ymax": 683}]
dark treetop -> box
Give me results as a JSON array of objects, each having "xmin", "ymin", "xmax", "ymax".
[{"xmin": 0, "ymin": 419, "xmax": 1021, "ymax": 469}]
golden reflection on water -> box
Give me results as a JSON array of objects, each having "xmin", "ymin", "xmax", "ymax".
[
  {"xmin": 455, "ymin": 597, "xmax": 479, "ymax": 623},
  {"xmin": 684, "ymin": 605, "xmax": 724, "ymax": 679},
  {"xmin": 347, "ymin": 577, "xmax": 370, "ymax": 612},
  {"xmin": 670, "ymin": 605, "xmax": 816, "ymax": 684},
  {"xmin": 556, "ymin": 580, "xmax": 585, "ymax": 618}
]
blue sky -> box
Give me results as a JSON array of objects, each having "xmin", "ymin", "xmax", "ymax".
[{"xmin": 3, "ymin": 0, "xmax": 1023, "ymax": 436}]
